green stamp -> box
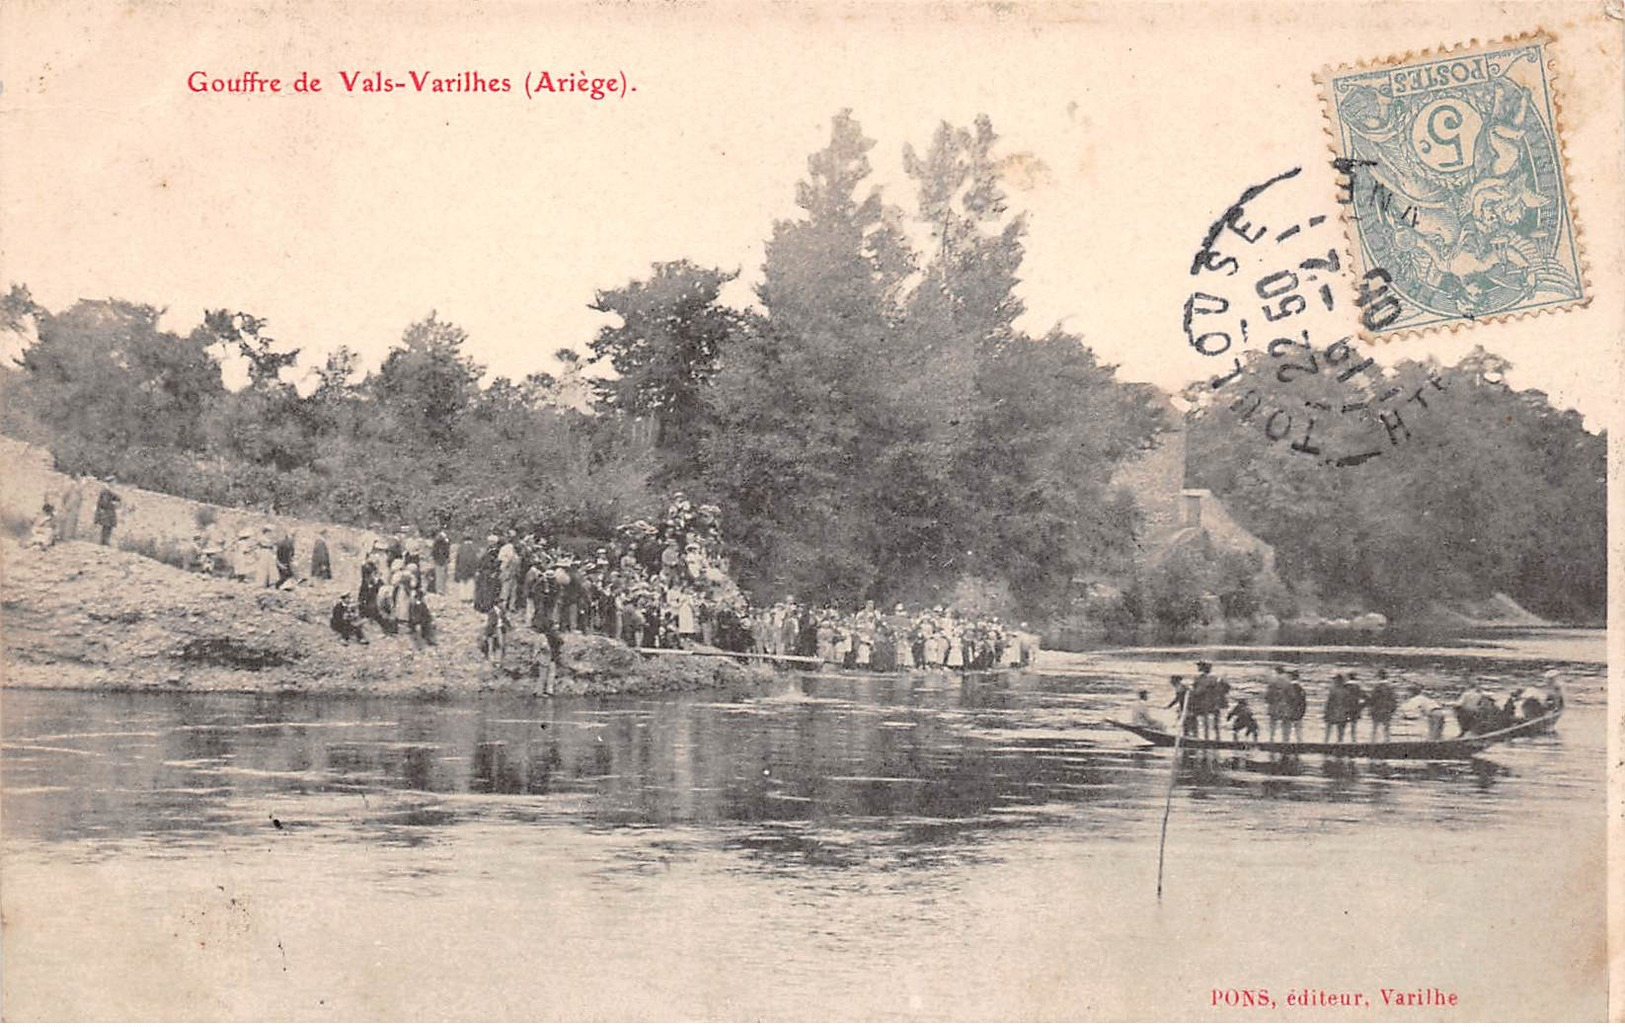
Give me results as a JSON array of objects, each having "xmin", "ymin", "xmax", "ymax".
[{"xmin": 1320, "ymin": 35, "xmax": 1585, "ymax": 335}]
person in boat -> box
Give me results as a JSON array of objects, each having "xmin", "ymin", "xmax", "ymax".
[
  {"xmin": 1131, "ymin": 689, "xmax": 1161, "ymax": 728},
  {"xmin": 1398, "ymin": 685, "xmax": 1448, "ymax": 740},
  {"xmin": 1189, "ymin": 662, "xmax": 1228, "ymax": 740},
  {"xmin": 1323, "ymin": 673, "xmax": 1364, "ymax": 743},
  {"xmin": 1165, "ymin": 674, "xmax": 1192, "ymax": 733},
  {"xmin": 1263, "ymin": 664, "xmax": 1294, "ymax": 742},
  {"xmin": 1516, "ymin": 670, "xmax": 1565, "ymax": 719},
  {"xmin": 1281, "ymin": 669, "xmax": 1307, "ymax": 743},
  {"xmin": 1454, "ymin": 683, "xmax": 1498, "ymax": 735},
  {"xmin": 1226, "ymin": 697, "xmax": 1260, "ymax": 742},
  {"xmin": 1366, "ymin": 669, "xmax": 1399, "ymax": 742}
]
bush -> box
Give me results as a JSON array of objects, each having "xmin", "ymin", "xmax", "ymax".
[
  {"xmin": 0, "ymin": 509, "xmax": 34, "ymax": 540},
  {"xmin": 116, "ymin": 533, "xmax": 196, "ymax": 571},
  {"xmin": 1147, "ymin": 542, "xmax": 1212, "ymax": 629}
]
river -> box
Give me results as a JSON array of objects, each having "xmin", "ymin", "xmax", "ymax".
[{"xmin": 1, "ymin": 637, "xmax": 1607, "ymax": 1020}]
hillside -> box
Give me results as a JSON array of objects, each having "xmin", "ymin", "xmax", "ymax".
[{"xmin": 0, "ymin": 537, "xmax": 772, "ymax": 698}]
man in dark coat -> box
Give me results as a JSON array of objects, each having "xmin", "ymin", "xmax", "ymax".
[
  {"xmin": 1323, "ymin": 674, "xmax": 1364, "ymax": 742},
  {"xmin": 1366, "ymin": 669, "xmax": 1399, "ymax": 742},
  {"xmin": 310, "ymin": 530, "xmax": 332, "ymax": 580},
  {"xmin": 1283, "ymin": 670, "xmax": 1307, "ymax": 742},
  {"xmin": 274, "ymin": 529, "xmax": 295, "ymax": 585},
  {"xmin": 473, "ymin": 537, "xmax": 502, "ymax": 613},
  {"xmin": 430, "ymin": 531, "xmax": 452, "ymax": 594},
  {"xmin": 330, "ymin": 595, "xmax": 367, "ymax": 643},
  {"xmin": 453, "ymin": 537, "xmax": 479, "ymax": 602},
  {"xmin": 92, "ymin": 478, "xmax": 123, "ymax": 546},
  {"xmin": 1189, "ymin": 662, "xmax": 1228, "ymax": 740}
]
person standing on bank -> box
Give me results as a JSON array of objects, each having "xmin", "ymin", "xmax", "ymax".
[
  {"xmin": 453, "ymin": 536, "xmax": 480, "ymax": 603},
  {"xmin": 58, "ymin": 474, "xmax": 86, "ymax": 541},
  {"xmin": 92, "ymin": 477, "xmax": 123, "ymax": 546},
  {"xmin": 310, "ymin": 529, "xmax": 332, "ymax": 580},
  {"xmin": 431, "ymin": 530, "xmax": 452, "ymax": 595},
  {"xmin": 255, "ymin": 526, "xmax": 280, "ymax": 588}
]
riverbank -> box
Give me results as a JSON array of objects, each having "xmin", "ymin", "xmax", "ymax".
[{"xmin": 0, "ymin": 538, "xmax": 777, "ymax": 698}]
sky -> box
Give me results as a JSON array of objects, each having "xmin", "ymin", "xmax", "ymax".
[{"xmin": 2, "ymin": 1, "xmax": 1620, "ymax": 425}]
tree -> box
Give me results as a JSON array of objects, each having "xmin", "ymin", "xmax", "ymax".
[
  {"xmin": 952, "ymin": 330, "xmax": 1165, "ymax": 614},
  {"xmin": 366, "ymin": 312, "xmax": 484, "ymax": 454},
  {"xmin": 197, "ymin": 310, "xmax": 315, "ymax": 471},
  {"xmin": 588, "ymin": 261, "xmax": 742, "ymax": 480},
  {"xmin": 903, "ymin": 115, "xmax": 1027, "ymax": 363},
  {"xmin": 14, "ymin": 299, "xmax": 223, "ymax": 473},
  {"xmin": 202, "ymin": 309, "xmax": 300, "ymax": 389},
  {"xmin": 703, "ymin": 110, "xmax": 915, "ymax": 603}
]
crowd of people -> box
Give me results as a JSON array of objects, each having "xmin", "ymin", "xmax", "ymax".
[
  {"xmin": 25, "ymin": 476, "xmax": 125, "ymax": 550},
  {"xmin": 1131, "ymin": 661, "xmax": 1566, "ymax": 744},
  {"xmin": 315, "ymin": 494, "xmax": 1043, "ymax": 675},
  {"xmin": 24, "ymin": 479, "xmax": 1041, "ymax": 675},
  {"xmin": 448, "ymin": 494, "xmax": 749, "ymax": 658},
  {"xmin": 748, "ymin": 600, "xmax": 1038, "ymax": 671}
]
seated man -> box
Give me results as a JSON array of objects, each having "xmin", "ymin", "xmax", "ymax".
[
  {"xmin": 329, "ymin": 595, "xmax": 368, "ymax": 644},
  {"xmin": 26, "ymin": 502, "xmax": 57, "ymax": 550},
  {"xmin": 407, "ymin": 588, "xmax": 436, "ymax": 647},
  {"xmin": 1130, "ymin": 689, "xmax": 1161, "ymax": 728},
  {"xmin": 1398, "ymin": 686, "xmax": 1447, "ymax": 740}
]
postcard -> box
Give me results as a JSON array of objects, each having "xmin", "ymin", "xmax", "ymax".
[{"xmin": 1, "ymin": 1, "xmax": 1619, "ymax": 1021}]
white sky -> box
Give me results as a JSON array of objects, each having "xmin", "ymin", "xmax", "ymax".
[{"xmin": 2, "ymin": 1, "xmax": 1620, "ymax": 424}]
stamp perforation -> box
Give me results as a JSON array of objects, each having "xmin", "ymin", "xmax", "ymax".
[{"xmin": 1313, "ymin": 30, "xmax": 1591, "ymax": 342}]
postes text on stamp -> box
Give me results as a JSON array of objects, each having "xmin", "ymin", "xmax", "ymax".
[{"xmin": 1319, "ymin": 35, "xmax": 1585, "ymax": 337}]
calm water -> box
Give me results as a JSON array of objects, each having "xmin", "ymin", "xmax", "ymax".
[{"xmin": 1, "ymin": 647, "xmax": 1607, "ymax": 1021}]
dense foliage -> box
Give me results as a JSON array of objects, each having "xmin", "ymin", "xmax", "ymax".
[
  {"xmin": 1, "ymin": 110, "xmax": 1605, "ymax": 623},
  {"xmin": 1184, "ymin": 345, "xmax": 1606, "ymax": 623}
]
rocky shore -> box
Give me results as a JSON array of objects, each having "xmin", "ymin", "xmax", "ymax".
[{"xmin": 0, "ymin": 538, "xmax": 778, "ymax": 698}]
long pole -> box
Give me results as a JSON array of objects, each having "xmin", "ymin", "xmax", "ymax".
[{"xmin": 1156, "ymin": 685, "xmax": 1194, "ymax": 901}]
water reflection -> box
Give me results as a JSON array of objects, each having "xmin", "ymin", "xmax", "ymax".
[{"xmin": 2, "ymin": 656, "xmax": 1602, "ymax": 857}]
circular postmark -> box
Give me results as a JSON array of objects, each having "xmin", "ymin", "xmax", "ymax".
[{"xmin": 1181, "ymin": 162, "xmax": 1448, "ymax": 468}]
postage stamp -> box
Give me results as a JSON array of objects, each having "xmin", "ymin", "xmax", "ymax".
[{"xmin": 1318, "ymin": 34, "xmax": 1586, "ymax": 337}]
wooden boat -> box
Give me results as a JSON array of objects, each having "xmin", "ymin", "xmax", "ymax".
[{"xmin": 1109, "ymin": 707, "xmax": 1563, "ymax": 760}]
